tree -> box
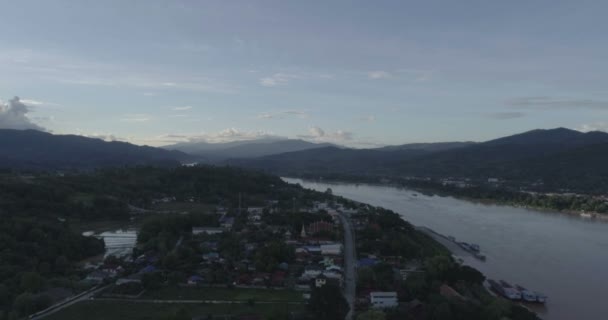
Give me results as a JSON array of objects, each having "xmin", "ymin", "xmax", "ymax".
[
  {"xmin": 357, "ymin": 309, "xmax": 386, "ymax": 320},
  {"xmin": 20, "ymin": 272, "xmax": 45, "ymax": 293},
  {"xmin": 12, "ymin": 293, "xmax": 34, "ymax": 316},
  {"xmin": 308, "ymin": 283, "xmax": 349, "ymax": 320}
]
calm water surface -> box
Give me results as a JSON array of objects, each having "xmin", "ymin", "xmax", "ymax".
[{"xmin": 285, "ymin": 178, "xmax": 608, "ymax": 320}]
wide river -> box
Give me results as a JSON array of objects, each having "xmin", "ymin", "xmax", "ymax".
[{"xmin": 284, "ymin": 178, "xmax": 608, "ymax": 320}]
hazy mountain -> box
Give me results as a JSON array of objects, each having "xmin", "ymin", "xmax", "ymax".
[
  {"xmin": 393, "ymin": 128, "xmax": 608, "ymax": 177},
  {"xmin": 227, "ymin": 146, "xmax": 440, "ymax": 176},
  {"xmin": 164, "ymin": 138, "xmax": 334, "ymax": 160},
  {"xmin": 375, "ymin": 141, "xmax": 476, "ymax": 152},
  {"xmin": 0, "ymin": 129, "xmax": 190, "ymax": 170},
  {"xmin": 229, "ymin": 128, "xmax": 608, "ymax": 189}
]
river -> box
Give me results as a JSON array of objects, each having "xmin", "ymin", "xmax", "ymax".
[{"xmin": 284, "ymin": 178, "xmax": 608, "ymax": 320}]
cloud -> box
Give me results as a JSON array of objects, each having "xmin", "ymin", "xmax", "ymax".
[
  {"xmin": 155, "ymin": 128, "xmax": 285, "ymax": 145},
  {"xmin": 578, "ymin": 122, "xmax": 608, "ymax": 132},
  {"xmin": 259, "ymin": 73, "xmax": 298, "ymax": 87},
  {"xmin": 257, "ymin": 110, "xmax": 308, "ymax": 119},
  {"xmin": 368, "ymin": 71, "xmax": 392, "ymax": 79},
  {"xmin": 487, "ymin": 112, "xmax": 525, "ymax": 120},
  {"xmin": 171, "ymin": 106, "xmax": 193, "ymax": 111},
  {"xmin": 507, "ymin": 97, "xmax": 608, "ymax": 110},
  {"xmin": 359, "ymin": 115, "xmax": 376, "ymax": 122},
  {"xmin": 298, "ymin": 126, "xmax": 353, "ymax": 144},
  {"xmin": 1, "ymin": 50, "xmax": 237, "ymax": 94},
  {"xmin": 120, "ymin": 114, "xmax": 151, "ymax": 122},
  {"xmin": 0, "ymin": 96, "xmax": 45, "ymax": 130},
  {"xmin": 83, "ymin": 133, "xmax": 125, "ymax": 142}
]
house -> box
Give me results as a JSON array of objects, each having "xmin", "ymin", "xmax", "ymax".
[
  {"xmin": 326, "ymin": 265, "xmax": 342, "ymax": 273},
  {"xmin": 370, "ymin": 291, "xmax": 398, "ymax": 308},
  {"xmin": 116, "ymin": 273, "xmax": 143, "ymax": 285},
  {"xmin": 247, "ymin": 207, "xmax": 264, "ymax": 215},
  {"xmin": 358, "ymin": 258, "xmax": 379, "ymax": 268},
  {"xmin": 303, "ymin": 265, "xmax": 324, "ymax": 278},
  {"xmin": 248, "ymin": 213, "xmax": 262, "ymax": 222},
  {"xmin": 187, "ymin": 275, "xmax": 205, "ymax": 285},
  {"xmin": 193, "ymin": 227, "xmax": 225, "ymax": 235},
  {"xmin": 302, "ymin": 246, "xmax": 322, "ymax": 255},
  {"xmin": 320, "ymin": 243, "xmax": 342, "ymax": 255},
  {"xmin": 202, "ymin": 252, "xmax": 220, "ymax": 261},
  {"xmin": 85, "ymin": 270, "xmax": 111, "ymax": 284},
  {"xmin": 219, "ymin": 216, "xmax": 235, "ymax": 229},
  {"xmin": 322, "ymin": 271, "xmax": 343, "ymax": 285}
]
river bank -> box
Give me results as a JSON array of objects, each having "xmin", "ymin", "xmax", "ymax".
[
  {"xmin": 286, "ymin": 177, "xmax": 608, "ymax": 320},
  {"xmin": 296, "ymin": 176, "xmax": 608, "ymax": 220}
]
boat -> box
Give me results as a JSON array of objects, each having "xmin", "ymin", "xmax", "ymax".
[
  {"xmin": 488, "ymin": 279, "xmax": 519, "ymax": 300},
  {"xmin": 498, "ymin": 280, "xmax": 522, "ymax": 300},
  {"xmin": 535, "ymin": 292, "xmax": 548, "ymax": 303},
  {"xmin": 473, "ymin": 252, "xmax": 486, "ymax": 261},
  {"xmin": 412, "ymin": 193, "xmax": 418, "ymax": 197},
  {"xmin": 516, "ymin": 285, "xmax": 547, "ymax": 304},
  {"xmin": 469, "ymin": 243, "xmax": 480, "ymax": 252},
  {"xmin": 515, "ymin": 285, "xmax": 537, "ymax": 302}
]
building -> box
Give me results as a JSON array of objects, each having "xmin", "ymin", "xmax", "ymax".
[
  {"xmin": 320, "ymin": 243, "xmax": 342, "ymax": 255},
  {"xmin": 307, "ymin": 221, "xmax": 334, "ymax": 235},
  {"xmin": 303, "ymin": 265, "xmax": 324, "ymax": 278},
  {"xmin": 85, "ymin": 270, "xmax": 111, "ymax": 284},
  {"xmin": 219, "ymin": 216, "xmax": 235, "ymax": 229},
  {"xmin": 193, "ymin": 227, "xmax": 225, "ymax": 235},
  {"xmin": 370, "ymin": 291, "xmax": 398, "ymax": 308}
]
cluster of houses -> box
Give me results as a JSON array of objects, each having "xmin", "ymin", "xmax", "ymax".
[{"xmin": 80, "ymin": 199, "xmax": 365, "ymax": 305}]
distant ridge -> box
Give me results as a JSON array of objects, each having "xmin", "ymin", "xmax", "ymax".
[
  {"xmin": 164, "ymin": 138, "xmax": 334, "ymax": 160},
  {"xmin": 228, "ymin": 128, "xmax": 608, "ymax": 192},
  {"xmin": 0, "ymin": 129, "xmax": 190, "ymax": 170}
]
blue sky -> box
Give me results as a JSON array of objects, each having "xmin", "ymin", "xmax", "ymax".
[{"xmin": 1, "ymin": 0, "xmax": 607, "ymax": 147}]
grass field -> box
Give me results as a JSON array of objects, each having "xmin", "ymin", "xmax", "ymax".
[
  {"xmin": 46, "ymin": 300, "xmax": 303, "ymax": 320},
  {"xmin": 140, "ymin": 286, "xmax": 305, "ymax": 302}
]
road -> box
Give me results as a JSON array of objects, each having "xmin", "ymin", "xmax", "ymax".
[
  {"xmin": 29, "ymin": 285, "xmax": 110, "ymax": 320},
  {"xmin": 339, "ymin": 212, "xmax": 356, "ymax": 320}
]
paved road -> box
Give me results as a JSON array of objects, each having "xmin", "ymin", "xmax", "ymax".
[
  {"xmin": 29, "ymin": 285, "xmax": 110, "ymax": 320},
  {"xmin": 339, "ymin": 212, "xmax": 356, "ymax": 320}
]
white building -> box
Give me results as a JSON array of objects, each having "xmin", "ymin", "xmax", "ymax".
[
  {"xmin": 320, "ymin": 243, "xmax": 342, "ymax": 255},
  {"xmin": 193, "ymin": 227, "xmax": 225, "ymax": 235},
  {"xmin": 370, "ymin": 292, "xmax": 398, "ymax": 308}
]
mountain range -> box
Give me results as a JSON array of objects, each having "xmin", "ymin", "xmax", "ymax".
[
  {"xmin": 227, "ymin": 128, "xmax": 608, "ymax": 192},
  {"xmin": 163, "ymin": 138, "xmax": 334, "ymax": 160},
  {"xmin": 2, "ymin": 127, "xmax": 608, "ymax": 193},
  {"xmin": 0, "ymin": 129, "xmax": 190, "ymax": 170}
]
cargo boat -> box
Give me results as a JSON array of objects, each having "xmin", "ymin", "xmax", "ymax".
[
  {"xmin": 515, "ymin": 285, "xmax": 547, "ymax": 304},
  {"xmin": 488, "ymin": 279, "xmax": 522, "ymax": 300}
]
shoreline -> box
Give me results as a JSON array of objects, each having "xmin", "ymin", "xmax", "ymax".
[{"xmin": 288, "ymin": 177, "xmax": 608, "ymax": 221}]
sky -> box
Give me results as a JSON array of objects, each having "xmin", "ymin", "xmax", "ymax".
[{"xmin": 1, "ymin": 0, "xmax": 608, "ymax": 147}]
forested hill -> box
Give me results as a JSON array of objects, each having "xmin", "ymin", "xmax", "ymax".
[
  {"xmin": 228, "ymin": 128, "xmax": 608, "ymax": 193},
  {"xmin": 0, "ymin": 129, "xmax": 190, "ymax": 170}
]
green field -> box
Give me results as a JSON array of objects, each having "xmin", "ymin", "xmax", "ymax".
[
  {"xmin": 46, "ymin": 300, "xmax": 303, "ymax": 320},
  {"xmin": 140, "ymin": 286, "xmax": 305, "ymax": 302}
]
